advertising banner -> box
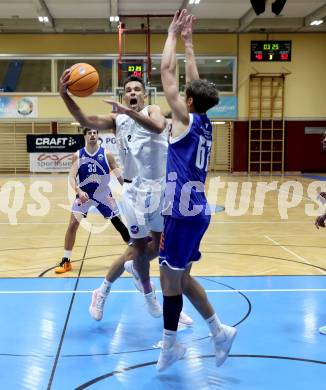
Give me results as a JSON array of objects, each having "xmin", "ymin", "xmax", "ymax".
[
  {"xmin": 26, "ymin": 134, "xmax": 84, "ymax": 153},
  {"xmin": 207, "ymin": 95, "xmax": 237, "ymax": 119},
  {"xmin": 29, "ymin": 153, "xmax": 74, "ymax": 172},
  {"xmin": 0, "ymin": 96, "xmax": 38, "ymax": 118}
]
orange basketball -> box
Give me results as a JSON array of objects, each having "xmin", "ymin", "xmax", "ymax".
[{"xmin": 67, "ymin": 63, "xmax": 99, "ymax": 97}]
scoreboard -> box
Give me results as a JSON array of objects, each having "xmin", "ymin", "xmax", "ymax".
[
  {"xmin": 127, "ymin": 64, "xmax": 143, "ymax": 77},
  {"xmin": 251, "ymin": 41, "xmax": 291, "ymax": 62}
]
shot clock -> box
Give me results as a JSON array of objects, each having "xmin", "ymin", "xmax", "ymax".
[{"xmin": 251, "ymin": 41, "xmax": 291, "ymax": 62}]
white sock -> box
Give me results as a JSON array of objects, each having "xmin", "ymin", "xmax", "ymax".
[
  {"xmin": 206, "ymin": 313, "xmax": 222, "ymax": 337},
  {"xmin": 63, "ymin": 250, "xmax": 72, "ymax": 260},
  {"xmin": 162, "ymin": 329, "xmax": 177, "ymax": 350},
  {"xmin": 99, "ymin": 278, "xmax": 112, "ymax": 295},
  {"xmin": 129, "ymin": 260, "xmax": 140, "ymax": 279}
]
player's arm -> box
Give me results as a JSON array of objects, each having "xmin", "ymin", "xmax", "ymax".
[
  {"xmin": 106, "ymin": 152, "xmax": 124, "ymax": 186},
  {"xmin": 103, "ymin": 100, "xmax": 166, "ymax": 134},
  {"xmin": 161, "ymin": 10, "xmax": 190, "ymax": 137},
  {"xmin": 181, "ymin": 15, "xmax": 199, "ymax": 83},
  {"xmin": 59, "ymin": 69, "xmax": 116, "ymax": 133},
  {"xmin": 128, "ymin": 104, "xmax": 167, "ymax": 134},
  {"xmin": 68, "ymin": 153, "xmax": 89, "ymax": 203}
]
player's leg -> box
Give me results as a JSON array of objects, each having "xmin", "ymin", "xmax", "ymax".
[
  {"xmin": 55, "ymin": 211, "xmax": 83, "ymax": 274},
  {"xmin": 110, "ymin": 215, "xmax": 130, "ymax": 243},
  {"xmin": 89, "ymin": 245, "xmax": 134, "ymax": 321},
  {"xmin": 182, "ymin": 266, "xmax": 237, "ymax": 367},
  {"xmin": 157, "ymin": 264, "xmax": 187, "ymax": 372}
]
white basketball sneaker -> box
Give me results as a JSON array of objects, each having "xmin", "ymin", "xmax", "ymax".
[
  {"xmin": 89, "ymin": 288, "xmax": 107, "ymax": 321},
  {"xmin": 156, "ymin": 342, "xmax": 187, "ymax": 372},
  {"xmin": 213, "ymin": 325, "xmax": 237, "ymax": 367},
  {"xmin": 144, "ymin": 288, "xmax": 163, "ymax": 318},
  {"xmin": 179, "ymin": 311, "xmax": 193, "ymax": 326},
  {"xmin": 124, "ymin": 260, "xmax": 153, "ymax": 292}
]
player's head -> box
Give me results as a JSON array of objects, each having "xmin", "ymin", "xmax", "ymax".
[
  {"xmin": 123, "ymin": 76, "xmax": 146, "ymax": 112},
  {"xmin": 82, "ymin": 127, "xmax": 99, "ymax": 146},
  {"xmin": 185, "ymin": 79, "xmax": 219, "ymax": 114}
]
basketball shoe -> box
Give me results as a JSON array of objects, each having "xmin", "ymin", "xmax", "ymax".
[
  {"xmin": 156, "ymin": 342, "xmax": 187, "ymax": 372},
  {"xmin": 319, "ymin": 325, "xmax": 326, "ymax": 335},
  {"xmin": 124, "ymin": 260, "xmax": 193, "ymax": 325},
  {"xmin": 213, "ymin": 324, "xmax": 237, "ymax": 367},
  {"xmin": 55, "ymin": 258, "xmax": 72, "ymax": 274},
  {"xmin": 89, "ymin": 288, "xmax": 107, "ymax": 321}
]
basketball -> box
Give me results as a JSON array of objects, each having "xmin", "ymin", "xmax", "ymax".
[{"xmin": 67, "ymin": 63, "xmax": 99, "ymax": 97}]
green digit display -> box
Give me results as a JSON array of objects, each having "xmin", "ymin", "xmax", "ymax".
[
  {"xmin": 272, "ymin": 43, "xmax": 279, "ymax": 50},
  {"xmin": 263, "ymin": 43, "xmax": 271, "ymax": 50}
]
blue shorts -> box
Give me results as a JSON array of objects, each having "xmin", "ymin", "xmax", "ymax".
[
  {"xmin": 71, "ymin": 190, "xmax": 119, "ymax": 219},
  {"xmin": 159, "ymin": 215, "xmax": 210, "ymax": 270}
]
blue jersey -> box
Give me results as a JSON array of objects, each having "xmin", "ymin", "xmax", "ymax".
[
  {"xmin": 164, "ymin": 113, "xmax": 212, "ymax": 219},
  {"xmin": 77, "ymin": 146, "xmax": 110, "ymax": 197}
]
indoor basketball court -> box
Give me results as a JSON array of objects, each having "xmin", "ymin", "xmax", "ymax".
[{"xmin": 0, "ymin": 1, "xmax": 326, "ymax": 389}]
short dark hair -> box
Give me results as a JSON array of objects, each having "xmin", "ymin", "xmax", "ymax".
[
  {"xmin": 123, "ymin": 76, "xmax": 146, "ymax": 91},
  {"xmin": 82, "ymin": 127, "xmax": 98, "ymax": 136},
  {"xmin": 185, "ymin": 79, "xmax": 219, "ymax": 113}
]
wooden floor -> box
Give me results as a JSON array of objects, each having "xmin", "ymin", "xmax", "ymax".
[{"xmin": 0, "ymin": 173, "xmax": 325, "ymax": 278}]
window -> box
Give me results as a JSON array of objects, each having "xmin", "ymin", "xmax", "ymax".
[
  {"xmin": 178, "ymin": 58, "xmax": 235, "ymax": 93},
  {"xmin": 0, "ymin": 59, "xmax": 51, "ymax": 92},
  {"xmin": 148, "ymin": 58, "xmax": 163, "ymax": 92},
  {"xmin": 57, "ymin": 59, "xmax": 113, "ymax": 93}
]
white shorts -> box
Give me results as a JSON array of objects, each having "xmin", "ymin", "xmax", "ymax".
[{"xmin": 121, "ymin": 181, "xmax": 164, "ymax": 239}]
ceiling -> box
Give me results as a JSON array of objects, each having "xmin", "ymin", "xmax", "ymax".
[{"xmin": 0, "ymin": 0, "xmax": 325, "ymax": 33}]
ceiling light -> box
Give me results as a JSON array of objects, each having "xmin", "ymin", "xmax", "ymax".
[
  {"xmin": 114, "ymin": 16, "xmax": 120, "ymax": 22},
  {"xmin": 109, "ymin": 16, "xmax": 114, "ymax": 22},
  {"xmin": 38, "ymin": 15, "xmax": 49, "ymax": 23},
  {"xmin": 216, "ymin": 59, "xmax": 222, "ymax": 63},
  {"xmin": 152, "ymin": 67, "xmax": 157, "ymax": 70},
  {"xmin": 189, "ymin": 0, "xmax": 200, "ymax": 4},
  {"xmin": 310, "ymin": 20, "xmax": 324, "ymax": 26}
]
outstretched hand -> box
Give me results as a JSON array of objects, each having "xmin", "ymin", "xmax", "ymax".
[
  {"xmin": 168, "ymin": 9, "xmax": 188, "ymax": 35},
  {"xmin": 103, "ymin": 100, "xmax": 129, "ymax": 115},
  {"xmin": 181, "ymin": 14, "xmax": 196, "ymax": 43},
  {"xmin": 59, "ymin": 68, "xmax": 72, "ymax": 95}
]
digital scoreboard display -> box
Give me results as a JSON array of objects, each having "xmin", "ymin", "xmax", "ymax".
[
  {"xmin": 127, "ymin": 64, "xmax": 143, "ymax": 77},
  {"xmin": 251, "ymin": 41, "xmax": 291, "ymax": 62}
]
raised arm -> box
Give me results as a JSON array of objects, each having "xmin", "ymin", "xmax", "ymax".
[
  {"xmin": 106, "ymin": 152, "xmax": 124, "ymax": 186},
  {"xmin": 60, "ymin": 69, "xmax": 116, "ymax": 132},
  {"xmin": 181, "ymin": 15, "xmax": 199, "ymax": 83},
  {"xmin": 161, "ymin": 10, "xmax": 189, "ymax": 128}
]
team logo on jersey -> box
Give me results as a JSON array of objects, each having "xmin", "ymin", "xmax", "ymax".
[
  {"xmin": 98, "ymin": 154, "xmax": 104, "ymax": 161},
  {"xmin": 120, "ymin": 121, "xmax": 130, "ymax": 131},
  {"xmin": 130, "ymin": 225, "xmax": 139, "ymax": 234}
]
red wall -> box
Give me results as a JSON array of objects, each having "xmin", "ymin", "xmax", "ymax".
[
  {"xmin": 285, "ymin": 121, "xmax": 326, "ymax": 172},
  {"xmin": 233, "ymin": 121, "xmax": 248, "ymax": 172},
  {"xmin": 232, "ymin": 120, "xmax": 326, "ymax": 172}
]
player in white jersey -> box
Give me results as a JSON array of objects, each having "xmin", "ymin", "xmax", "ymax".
[{"xmin": 59, "ymin": 72, "xmax": 192, "ymax": 325}]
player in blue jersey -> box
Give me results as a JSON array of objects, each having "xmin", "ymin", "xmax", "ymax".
[
  {"xmin": 54, "ymin": 127, "xmax": 130, "ymax": 273},
  {"xmin": 156, "ymin": 10, "xmax": 237, "ymax": 371}
]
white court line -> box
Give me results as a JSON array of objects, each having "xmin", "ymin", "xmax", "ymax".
[
  {"xmin": 0, "ymin": 221, "xmax": 315, "ymax": 225},
  {"xmin": 0, "ymin": 288, "xmax": 326, "ymax": 294},
  {"xmin": 264, "ymin": 235, "xmax": 326, "ymax": 275}
]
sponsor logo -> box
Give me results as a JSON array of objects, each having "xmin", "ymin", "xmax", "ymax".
[
  {"xmin": 98, "ymin": 154, "xmax": 104, "ymax": 161},
  {"xmin": 130, "ymin": 225, "xmax": 139, "ymax": 234},
  {"xmin": 35, "ymin": 137, "xmax": 77, "ymax": 147}
]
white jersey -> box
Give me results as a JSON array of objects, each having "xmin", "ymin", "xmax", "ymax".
[
  {"xmin": 115, "ymin": 114, "xmax": 138, "ymax": 181},
  {"xmin": 115, "ymin": 106, "xmax": 168, "ymax": 185}
]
